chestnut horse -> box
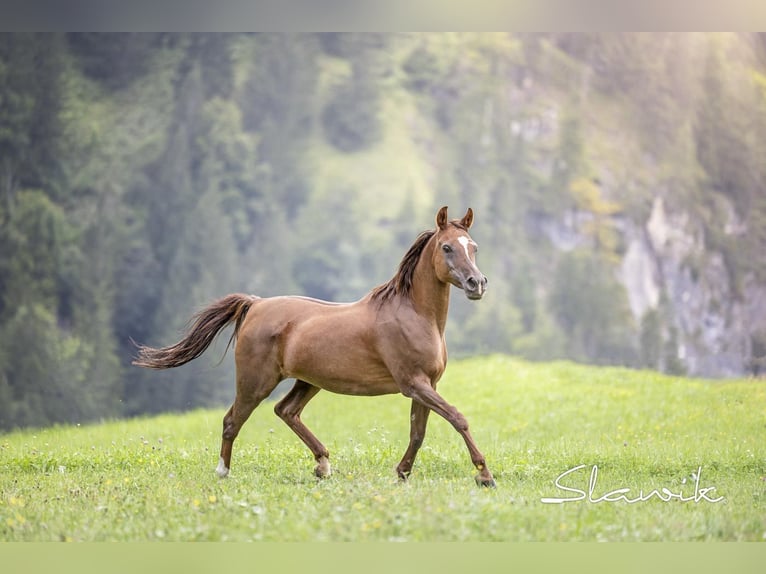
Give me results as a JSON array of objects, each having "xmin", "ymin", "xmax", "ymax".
[{"xmin": 133, "ymin": 206, "xmax": 495, "ymax": 486}]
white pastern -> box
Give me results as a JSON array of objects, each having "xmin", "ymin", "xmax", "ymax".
[{"xmin": 216, "ymin": 457, "xmax": 229, "ymax": 478}]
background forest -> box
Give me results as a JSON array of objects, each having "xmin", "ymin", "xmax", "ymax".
[{"xmin": 2, "ymin": 33, "xmax": 766, "ymax": 430}]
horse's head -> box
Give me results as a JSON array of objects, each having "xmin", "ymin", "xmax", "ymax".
[{"xmin": 432, "ymin": 206, "xmax": 488, "ymax": 300}]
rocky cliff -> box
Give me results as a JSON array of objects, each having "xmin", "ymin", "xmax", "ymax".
[{"xmin": 631, "ymin": 196, "xmax": 766, "ymax": 376}]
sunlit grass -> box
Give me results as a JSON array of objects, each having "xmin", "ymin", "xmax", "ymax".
[{"xmin": 1, "ymin": 356, "xmax": 764, "ymax": 541}]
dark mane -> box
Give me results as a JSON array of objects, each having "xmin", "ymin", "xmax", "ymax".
[{"xmin": 371, "ymin": 229, "xmax": 436, "ymax": 303}]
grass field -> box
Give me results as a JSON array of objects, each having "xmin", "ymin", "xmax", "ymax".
[{"xmin": 1, "ymin": 356, "xmax": 764, "ymax": 542}]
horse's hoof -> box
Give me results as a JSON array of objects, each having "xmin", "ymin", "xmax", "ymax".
[
  {"xmin": 475, "ymin": 475, "xmax": 496, "ymax": 488},
  {"xmin": 314, "ymin": 456, "xmax": 331, "ymax": 479}
]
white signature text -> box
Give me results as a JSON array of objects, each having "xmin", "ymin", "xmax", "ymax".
[{"xmin": 540, "ymin": 465, "xmax": 725, "ymax": 505}]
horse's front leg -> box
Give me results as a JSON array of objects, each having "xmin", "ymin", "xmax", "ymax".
[
  {"xmin": 396, "ymin": 400, "xmax": 430, "ymax": 480},
  {"xmin": 400, "ymin": 377, "xmax": 495, "ymax": 487}
]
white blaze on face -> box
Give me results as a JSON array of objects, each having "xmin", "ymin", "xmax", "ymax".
[{"xmin": 457, "ymin": 235, "xmax": 475, "ymax": 261}]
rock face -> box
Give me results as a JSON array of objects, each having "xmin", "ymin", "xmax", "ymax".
[
  {"xmin": 619, "ymin": 196, "xmax": 766, "ymax": 377},
  {"xmin": 619, "ymin": 231, "xmax": 660, "ymax": 320}
]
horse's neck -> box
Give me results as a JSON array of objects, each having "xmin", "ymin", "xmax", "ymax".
[{"xmin": 411, "ymin": 242, "xmax": 451, "ymax": 334}]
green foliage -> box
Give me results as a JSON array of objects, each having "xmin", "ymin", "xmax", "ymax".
[
  {"xmin": 318, "ymin": 33, "xmax": 388, "ymax": 59},
  {"xmin": 237, "ymin": 34, "xmax": 318, "ymax": 216},
  {"xmin": 1, "ymin": 356, "xmax": 764, "ymax": 541},
  {"xmin": 321, "ymin": 59, "xmax": 382, "ymax": 153},
  {"xmin": 402, "ymin": 44, "xmax": 443, "ymax": 93},
  {"xmin": 0, "ymin": 304, "xmax": 95, "ymax": 428},
  {"xmin": 66, "ymin": 33, "xmax": 158, "ymax": 91},
  {"xmin": 0, "ymin": 187, "xmax": 122, "ymax": 430},
  {"xmin": 695, "ymin": 38, "xmax": 751, "ymax": 208},
  {"xmin": 2, "ymin": 33, "xmax": 766, "ymax": 430},
  {"xmin": 0, "ymin": 190, "xmax": 69, "ymax": 312},
  {"xmin": 548, "ymin": 103, "xmax": 585, "ymax": 214},
  {"xmin": 549, "ymin": 250, "xmax": 636, "ymax": 365},
  {"xmin": 0, "ymin": 34, "xmax": 66, "ymax": 198},
  {"xmin": 194, "ymin": 97, "xmax": 265, "ymax": 251}
]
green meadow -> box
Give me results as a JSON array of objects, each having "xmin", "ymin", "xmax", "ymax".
[{"xmin": 1, "ymin": 356, "xmax": 764, "ymax": 542}]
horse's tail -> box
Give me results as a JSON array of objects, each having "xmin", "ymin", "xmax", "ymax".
[{"xmin": 132, "ymin": 293, "xmax": 258, "ymax": 370}]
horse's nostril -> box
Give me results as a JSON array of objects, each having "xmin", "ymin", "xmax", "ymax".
[{"xmin": 467, "ymin": 277, "xmax": 478, "ymax": 290}]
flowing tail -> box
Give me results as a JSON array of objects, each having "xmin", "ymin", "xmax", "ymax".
[{"xmin": 132, "ymin": 293, "xmax": 258, "ymax": 370}]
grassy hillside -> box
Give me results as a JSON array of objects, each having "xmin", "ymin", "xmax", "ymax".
[{"xmin": 1, "ymin": 356, "xmax": 764, "ymax": 541}]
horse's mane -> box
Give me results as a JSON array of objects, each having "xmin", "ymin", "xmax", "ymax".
[
  {"xmin": 370, "ymin": 219, "xmax": 469, "ymax": 304},
  {"xmin": 370, "ymin": 230, "xmax": 435, "ymax": 304}
]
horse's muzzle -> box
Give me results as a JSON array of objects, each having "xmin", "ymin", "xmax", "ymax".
[{"xmin": 464, "ymin": 275, "xmax": 488, "ymax": 300}]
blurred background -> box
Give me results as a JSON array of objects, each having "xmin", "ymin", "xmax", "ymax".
[{"xmin": 1, "ymin": 33, "xmax": 765, "ymax": 430}]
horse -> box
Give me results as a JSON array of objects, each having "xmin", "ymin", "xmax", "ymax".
[{"xmin": 133, "ymin": 206, "xmax": 495, "ymax": 486}]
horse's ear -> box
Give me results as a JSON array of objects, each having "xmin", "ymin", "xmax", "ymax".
[
  {"xmin": 460, "ymin": 207, "xmax": 474, "ymax": 229},
  {"xmin": 436, "ymin": 206, "xmax": 449, "ymax": 230}
]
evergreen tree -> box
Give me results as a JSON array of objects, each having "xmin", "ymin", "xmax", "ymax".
[
  {"xmin": 322, "ymin": 56, "xmax": 382, "ymax": 153},
  {"xmin": 2, "ymin": 32, "xmax": 766, "ymax": 428},
  {"xmin": 549, "ymin": 250, "xmax": 636, "ymax": 365}
]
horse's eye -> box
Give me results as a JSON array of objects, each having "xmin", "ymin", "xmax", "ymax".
[{"xmin": 442, "ymin": 244, "xmax": 452, "ymax": 254}]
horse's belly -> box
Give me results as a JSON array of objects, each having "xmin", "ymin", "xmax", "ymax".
[
  {"xmin": 285, "ymin": 344, "xmax": 399, "ymax": 396},
  {"xmin": 282, "ymin": 323, "xmax": 398, "ymax": 396},
  {"xmin": 301, "ymin": 372, "xmax": 400, "ymax": 396},
  {"xmin": 285, "ymin": 352, "xmax": 399, "ymax": 395}
]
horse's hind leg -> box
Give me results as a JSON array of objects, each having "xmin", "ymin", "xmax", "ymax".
[
  {"xmin": 274, "ymin": 379, "xmax": 330, "ymax": 478},
  {"xmin": 217, "ymin": 369, "xmax": 280, "ymax": 478}
]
